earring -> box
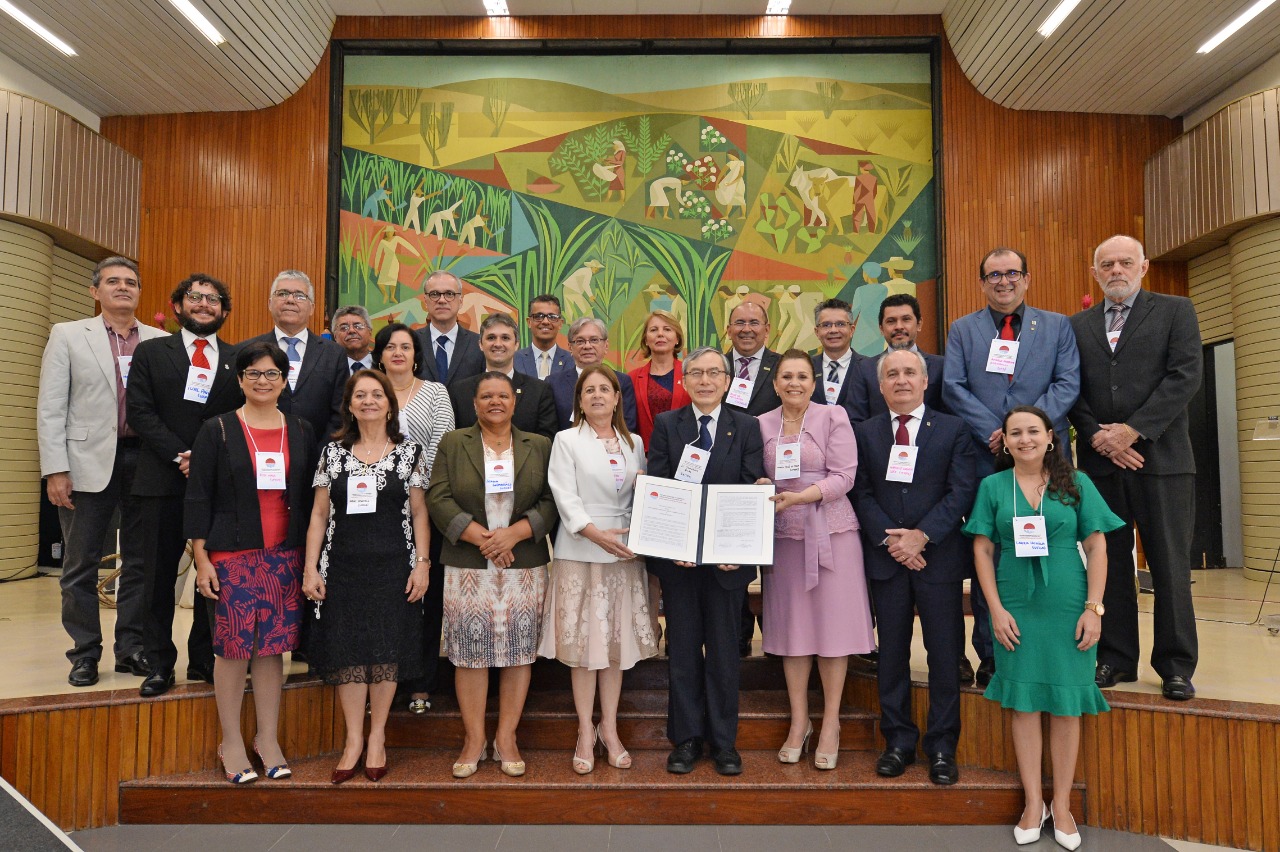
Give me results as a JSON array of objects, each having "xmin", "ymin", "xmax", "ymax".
[
  {"xmin": 1047, "ymin": 442, "xmax": 1055, "ymax": 451},
  {"xmin": 1002, "ymin": 446, "xmax": 1011, "ymax": 455}
]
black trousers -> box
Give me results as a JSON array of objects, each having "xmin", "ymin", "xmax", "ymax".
[
  {"xmin": 402, "ymin": 535, "xmax": 445, "ymax": 696},
  {"xmin": 1093, "ymin": 471, "xmax": 1197, "ymax": 679},
  {"xmin": 138, "ymin": 495, "xmax": 213, "ymax": 673},
  {"xmin": 57, "ymin": 444, "xmax": 147, "ymax": 663},
  {"xmin": 869, "ymin": 571, "xmax": 963, "ymax": 756}
]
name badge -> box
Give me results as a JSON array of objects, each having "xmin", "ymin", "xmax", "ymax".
[
  {"xmin": 183, "ymin": 364, "xmax": 215, "ymax": 403},
  {"xmin": 774, "ymin": 438, "xmax": 801, "ymax": 480},
  {"xmin": 824, "ymin": 383, "xmax": 839, "ymax": 404},
  {"xmin": 1013, "ymin": 515, "xmax": 1049, "ymax": 557},
  {"xmin": 1107, "ymin": 332, "xmax": 1120, "ymax": 352},
  {"xmin": 886, "ymin": 445, "xmax": 918, "ymax": 483},
  {"xmin": 985, "ymin": 338, "xmax": 1019, "ymax": 375},
  {"xmin": 485, "ymin": 459, "xmax": 515, "ymax": 493},
  {"xmin": 347, "ymin": 475, "xmax": 376, "ymax": 514},
  {"xmin": 287, "ymin": 361, "xmax": 300, "ymax": 390},
  {"xmin": 607, "ymin": 453, "xmax": 626, "ymax": 490},
  {"xmin": 674, "ymin": 444, "xmax": 709, "ymax": 483},
  {"xmin": 725, "ymin": 376, "xmax": 754, "ymax": 408},
  {"xmin": 117, "ymin": 355, "xmax": 133, "ymax": 389},
  {"xmin": 255, "ymin": 452, "xmax": 286, "ymax": 490}
]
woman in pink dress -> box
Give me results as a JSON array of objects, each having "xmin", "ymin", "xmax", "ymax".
[{"xmin": 757, "ymin": 349, "xmax": 874, "ymax": 771}]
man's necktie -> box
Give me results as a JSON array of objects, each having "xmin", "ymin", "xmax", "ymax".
[
  {"xmin": 1108, "ymin": 305, "xmax": 1127, "ymax": 352},
  {"xmin": 895, "ymin": 413, "xmax": 911, "ymax": 446},
  {"xmin": 192, "ymin": 338, "xmax": 210, "ymax": 369},
  {"xmin": 738, "ymin": 356, "xmax": 752, "ymax": 379},
  {"xmin": 999, "ymin": 315, "xmax": 1014, "ymax": 382},
  {"xmin": 827, "ymin": 361, "xmax": 840, "ymax": 384},
  {"xmin": 435, "ymin": 335, "xmax": 449, "ymax": 380},
  {"xmin": 350, "ymin": 360, "xmax": 364, "ymax": 376},
  {"xmin": 282, "ymin": 337, "xmax": 301, "ymax": 363},
  {"xmin": 538, "ymin": 351, "xmax": 550, "ymax": 380},
  {"xmin": 697, "ymin": 414, "xmax": 713, "ymax": 450}
]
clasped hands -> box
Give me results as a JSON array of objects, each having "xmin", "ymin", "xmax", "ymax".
[
  {"xmin": 1092, "ymin": 423, "xmax": 1144, "ymax": 469},
  {"xmin": 884, "ymin": 528, "xmax": 927, "ymax": 570},
  {"xmin": 462, "ymin": 521, "xmax": 524, "ymax": 568}
]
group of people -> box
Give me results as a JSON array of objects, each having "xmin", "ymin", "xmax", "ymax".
[{"xmin": 39, "ymin": 235, "xmax": 1203, "ymax": 848}]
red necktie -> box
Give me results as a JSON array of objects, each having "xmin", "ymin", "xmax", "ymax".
[
  {"xmin": 895, "ymin": 414, "xmax": 911, "ymax": 446},
  {"xmin": 999, "ymin": 315, "xmax": 1014, "ymax": 382},
  {"xmin": 192, "ymin": 338, "xmax": 211, "ymax": 369}
]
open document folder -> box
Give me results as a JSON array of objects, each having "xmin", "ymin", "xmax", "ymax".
[{"xmin": 627, "ymin": 475, "xmax": 775, "ymax": 565}]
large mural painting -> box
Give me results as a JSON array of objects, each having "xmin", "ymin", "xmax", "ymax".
[{"xmin": 336, "ymin": 52, "xmax": 938, "ymax": 368}]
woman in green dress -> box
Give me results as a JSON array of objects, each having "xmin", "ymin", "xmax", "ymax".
[{"xmin": 964, "ymin": 405, "xmax": 1123, "ymax": 850}]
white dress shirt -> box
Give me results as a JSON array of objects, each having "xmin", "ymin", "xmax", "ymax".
[
  {"xmin": 730, "ymin": 350, "xmax": 764, "ymax": 383},
  {"xmin": 888, "ymin": 403, "xmax": 926, "ymax": 445}
]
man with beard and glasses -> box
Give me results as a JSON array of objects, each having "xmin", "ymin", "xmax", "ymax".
[
  {"xmin": 127, "ymin": 274, "xmax": 244, "ymax": 696},
  {"xmin": 845, "ymin": 294, "xmax": 946, "ymax": 423}
]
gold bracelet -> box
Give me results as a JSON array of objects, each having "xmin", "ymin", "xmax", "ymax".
[{"xmin": 415, "ymin": 555, "xmax": 431, "ymax": 564}]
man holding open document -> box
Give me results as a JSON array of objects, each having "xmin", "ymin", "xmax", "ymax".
[{"xmin": 642, "ymin": 346, "xmax": 766, "ymax": 777}]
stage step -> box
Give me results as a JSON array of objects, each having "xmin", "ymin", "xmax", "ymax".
[{"xmin": 120, "ymin": 747, "xmax": 1081, "ymax": 825}]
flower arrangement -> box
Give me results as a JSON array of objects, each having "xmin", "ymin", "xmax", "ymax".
[
  {"xmin": 153, "ymin": 311, "xmax": 180, "ymax": 333},
  {"xmin": 1081, "ymin": 293, "xmax": 1094, "ymax": 310}
]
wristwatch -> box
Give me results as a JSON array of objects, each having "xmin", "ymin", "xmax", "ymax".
[{"xmin": 1084, "ymin": 600, "xmax": 1105, "ymax": 616}]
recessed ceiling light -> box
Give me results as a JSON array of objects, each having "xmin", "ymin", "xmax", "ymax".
[
  {"xmin": 0, "ymin": 0, "xmax": 76, "ymax": 56},
  {"xmin": 484, "ymin": 0, "xmax": 510, "ymax": 15},
  {"xmin": 1037, "ymin": 0, "xmax": 1084, "ymax": 37},
  {"xmin": 1198, "ymin": 0, "xmax": 1278, "ymax": 53},
  {"xmin": 169, "ymin": 0, "xmax": 226, "ymax": 46},
  {"xmin": 766, "ymin": 0, "xmax": 791, "ymax": 13}
]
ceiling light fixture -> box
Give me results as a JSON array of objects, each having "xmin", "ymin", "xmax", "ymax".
[
  {"xmin": 484, "ymin": 0, "xmax": 510, "ymax": 15},
  {"xmin": 766, "ymin": 0, "xmax": 792, "ymax": 13},
  {"xmin": 1036, "ymin": 0, "xmax": 1084, "ymax": 37},
  {"xmin": 168, "ymin": 0, "xmax": 226, "ymax": 46},
  {"xmin": 1197, "ymin": 0, "xmax": 1278, "ymax": 53},
  {"xmin": 0, "ymin": 0, "xmax": 76, "ymax": 56}
]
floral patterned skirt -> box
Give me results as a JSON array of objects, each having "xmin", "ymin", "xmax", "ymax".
[
  {"xmin": 443, "ymin": 564, "xmax": 547, "ymax": 669},
  {"xmin": 537, "ymin": 557, "xmax": 658, "ymax": 671},
  {"xmin": 210, "ymin": 544, "xmax": 303, "ymax": 660}
]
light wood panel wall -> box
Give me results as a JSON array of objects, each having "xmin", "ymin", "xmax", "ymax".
[
  {"xmin": 1189, "ymin": 246, "xmax": 1234, "ymax": 345},
  {"xmin": 100, "ymin": 14, "xmax": 1185, "ymax": 346},
  {"xmin": 48, "ymin": 249, "xmax": 96, "ymax": 325},
  {"xmin": 0, "ymin": 682, "xmax": 340, "ymax": 831}
]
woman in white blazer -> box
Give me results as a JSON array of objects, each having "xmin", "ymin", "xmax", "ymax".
[{"xmin": 539, "ymin": 366, "xmax": 659, "ymax": 774}]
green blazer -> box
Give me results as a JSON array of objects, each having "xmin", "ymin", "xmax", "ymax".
[{"xmin": 428, "ymin": 425, "xmax": 557, "ymax": 570}]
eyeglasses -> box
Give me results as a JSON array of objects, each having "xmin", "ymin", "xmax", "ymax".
[
  {"xmin": 335, "ymin": 322, "xmax": 369, "ymax": 333},
  {"xmin": 730, "ymin": 319, "xmax": 764, "ymax": 328},
  {"xmin": 982, "ymin": 270, "xmax": 1025, "ymax": 285},
  {"xmin": 817, "ymin": 321, "xmax": 850, "ymax": 330},
  {"xmin": 242, "ymin": 369, "xmax": 284, "ymax": 381},
  {"xmin": 425, "ymin": 290, "xmax": 461, "ymax": 302},
  {"xmin": 184, "ymin": 291, "xmax": 223, "ymax": 306},
  {"xmin": 685, "ymin": 368, "xmax": 727, "ymax": 380},
  {"xmin": 572, "ymin": 337, "xmax": 606, "ymax": 346},
  {"xmin": 272, "ymin": 289, "xmax": 311, "ymax": 302},
  {"xmin": 528, "ymin": 313, "xmax": 562, "ymax": 322}
]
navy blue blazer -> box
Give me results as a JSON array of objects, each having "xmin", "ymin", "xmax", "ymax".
[
  {"xmin": 851, "ymin": 407, "xmax": 977, "ymax": 584},
  {"xmin": 548, "ymin": 367, "xmax": 638, "ymax": 434},
  {"xmin": 645, "ymin": 404, "xmax": 765, "ymax": 589},
  {"xmin": 449, "ymin": 370, "xmax": 559, "ymax": 441},
  {"xmin": 724, "ymin": 347, "xmax": 782, "ymax": 417},
  {"xmin": 809, "ymin": 351, "xmax": 860, "ymax": 411},
  {"xmin": 844, "ymin": 350, "xmax": 946, "ymax": 423},
  {"xmin": 513, "ymin": 345, "xmax": 574, "ymax": 381},
  {"xmin": 415, "ymin": 325, "xmax": 486, "ymax": 388}
]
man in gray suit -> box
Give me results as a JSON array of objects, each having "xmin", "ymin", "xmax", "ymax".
[
  {"xmin": 38, "ymin": 257, "xmax": 165, "ymax": 686},
  {"xmin": 1070, "ymin": 235, "xmax": 1203, "ymax": 700},
  {"xmin": 943, "ymin": 247, "xmax": 1080, "ymax": 686}
]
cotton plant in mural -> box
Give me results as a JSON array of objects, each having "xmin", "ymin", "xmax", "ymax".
[{"xmin": 337, "ymin": 53, "xmax": 937, "ymax": 366}]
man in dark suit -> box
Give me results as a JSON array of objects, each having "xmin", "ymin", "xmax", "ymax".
[
  {"xmin": 126, "ymin": 274, "xmax": 244, "ymax": 696},
  {"xmin": 845, "ymin": 294, "xmax": 946, "ymax": 422},
  {"xmin": 853, "ymin": 349, "xmax": 977, "ymax": 785},
  {"xmin": 243, "ymin": 270, "xmax": 345, "ymax": 443},
  {"xmin": 1069, "ymin": 235, "xmax": 1204, "ymax": 701},
  {"xmin": 723, "ymin": 301, "xmax": 781, "ymax": 416},
  {"xmin": 647, "ymin": 346, "xmax": 765, "ymax": 777},
  {"xmin": 332, "ymin": 305, "xmax": 374, "ymax": 375},
  {"xmin": 547, "ymin": 317, "xmax": 638, "ymax": 432},
  {"xmin": 514, "ymin": 293, "xmax": 574, "ymax": 381},
  {"xmin": 414, "ymin": 270, "xmax": 485, "ymax": 388},
  {"xmin": 450, "ymin": 313, "xmax": 558, "ymax": 440},
  {"xmin": 809, "ymin": 297, "xmax": 860, "ymax": 411}
]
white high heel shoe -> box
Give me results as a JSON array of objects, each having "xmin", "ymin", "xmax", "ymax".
[
  {"xmin": 1013, "ymin": 803, "xmax": 1049, "ymax": 845},
  {"xmin": 1053, "ymin": 809, "xmax": 1082, "ymax": 850}
]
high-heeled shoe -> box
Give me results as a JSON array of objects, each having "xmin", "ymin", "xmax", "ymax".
[
  {"xmin": 364, "ymin": 763, "xmax": 388, "ymax": 782},
  {"xmin": 1013, "ymin": 803, "xmax": 1050, "ymax": 845},
  {"xmin": 217, "ymin": 744, "xmax": 258, "ymax": 785},
  {"xmin": 330, "ymin": 751, "xmax": 362, "ymax": 785},
  {"xmin": 813, "ymin": 728, "xmax": 839, "ymax": 770},
  {"xmin": 778, "ymin": 723, "xmax": 814, "ymax": 764},
  {"xmin": 252, "ymin": 737, "xmax": 291, "ymax": 780},
  {"xmin": 1052, "ymin": 809, "xmax": 1082, "ymax": 850},
  {"xmin": 452, "ymin": 742, "xmax": 487, "ymax": 779},
  {"xmin": 492, "ymin": 744, "xmax": 526, "ymax": 777},
  {"xmin": 572, "ymin": 729, "xmax": 595, "ymax": 775},
  {"xmin": 596, "ymin": 724, "xmax": 631, "ymax": 769}
]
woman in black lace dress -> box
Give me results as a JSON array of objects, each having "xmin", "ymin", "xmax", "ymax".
[{"xmin": 303, "ymin": 370, "xmax": 431, "ymax": 784}]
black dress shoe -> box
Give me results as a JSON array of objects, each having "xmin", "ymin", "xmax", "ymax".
[
  {"xmin": 140, "ymin": 668, "xmax": 175, "ymax": 697},
  {"xmin": 186, "ymin": 665, "xmax": 215, "ymax": 684},
  {"xmin": 114, "ymin": 651, "xmax": 152, "ymax": 676},
  {"xmin": 958, "ymin": 656, "xmax": 975, "ymax": 685},
  {"xmin": 855, "ymin": 650, "xmax": 880, "ymax": 672},
  {"xmin": 928, "ymin": 752, "xmax": 959, "ymax": 785},
  {"xmin": 1161, "ymin": 675, "xmax": 1195, "ymax": 701},
  {"xmin": 1094, "ymin": 663, "xmax": 1137, "ymax": 689},
  {"xmin": 666, "ymin": 738, "xmax": 702, "ymax": 774},
  {"xmin": 975, "ymin": 658, "xmax": 996, "ymax": 688},
  {"xmin": 68, "ymin": 658, "xmax": 99, "ymax": 687},
  {"xmin": 875, "ymin": 747, "xmax": 916, "ymax": 777},
  {"xmin": 712, "ymin": 747, "xmax": 743, "ymax": 776}
]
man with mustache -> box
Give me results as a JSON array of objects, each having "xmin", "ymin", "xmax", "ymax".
[
  {"xmin": 332, "ymin": 305, "xmax": 374, "ymax": 374},
  {"xmin": 1069, "ymin": 235, "xmax": 1203, "ymax": 701},
  {"xmin": 127, "ymin": 274, "xmax": 243, "ymax": 696},
  {"xmin": 845, "ymin": 294, "xmax": 946, "ymax": 423}
]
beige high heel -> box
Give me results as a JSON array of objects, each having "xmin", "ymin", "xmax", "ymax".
[
  {"xmin": 597, "ymin": 724, "xmax": 631, "ymax": 769},
  {"xmin": 572, "ymin": 729, "xmax": 595, "ymax": 775},
  {"xmin": 813, "ymin": 728, "xmax": 840, "ymax": 770},
  {"xmin": 777, "ymin": 722, "xmax": 814, "ymax": 764},
  {"xmin": 492, "ymin": 744, "xmax": 526, "ymax": 777},
  {"xmin": 452, "ymin": 741, "xmax": 487, "ymax": 779}
]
